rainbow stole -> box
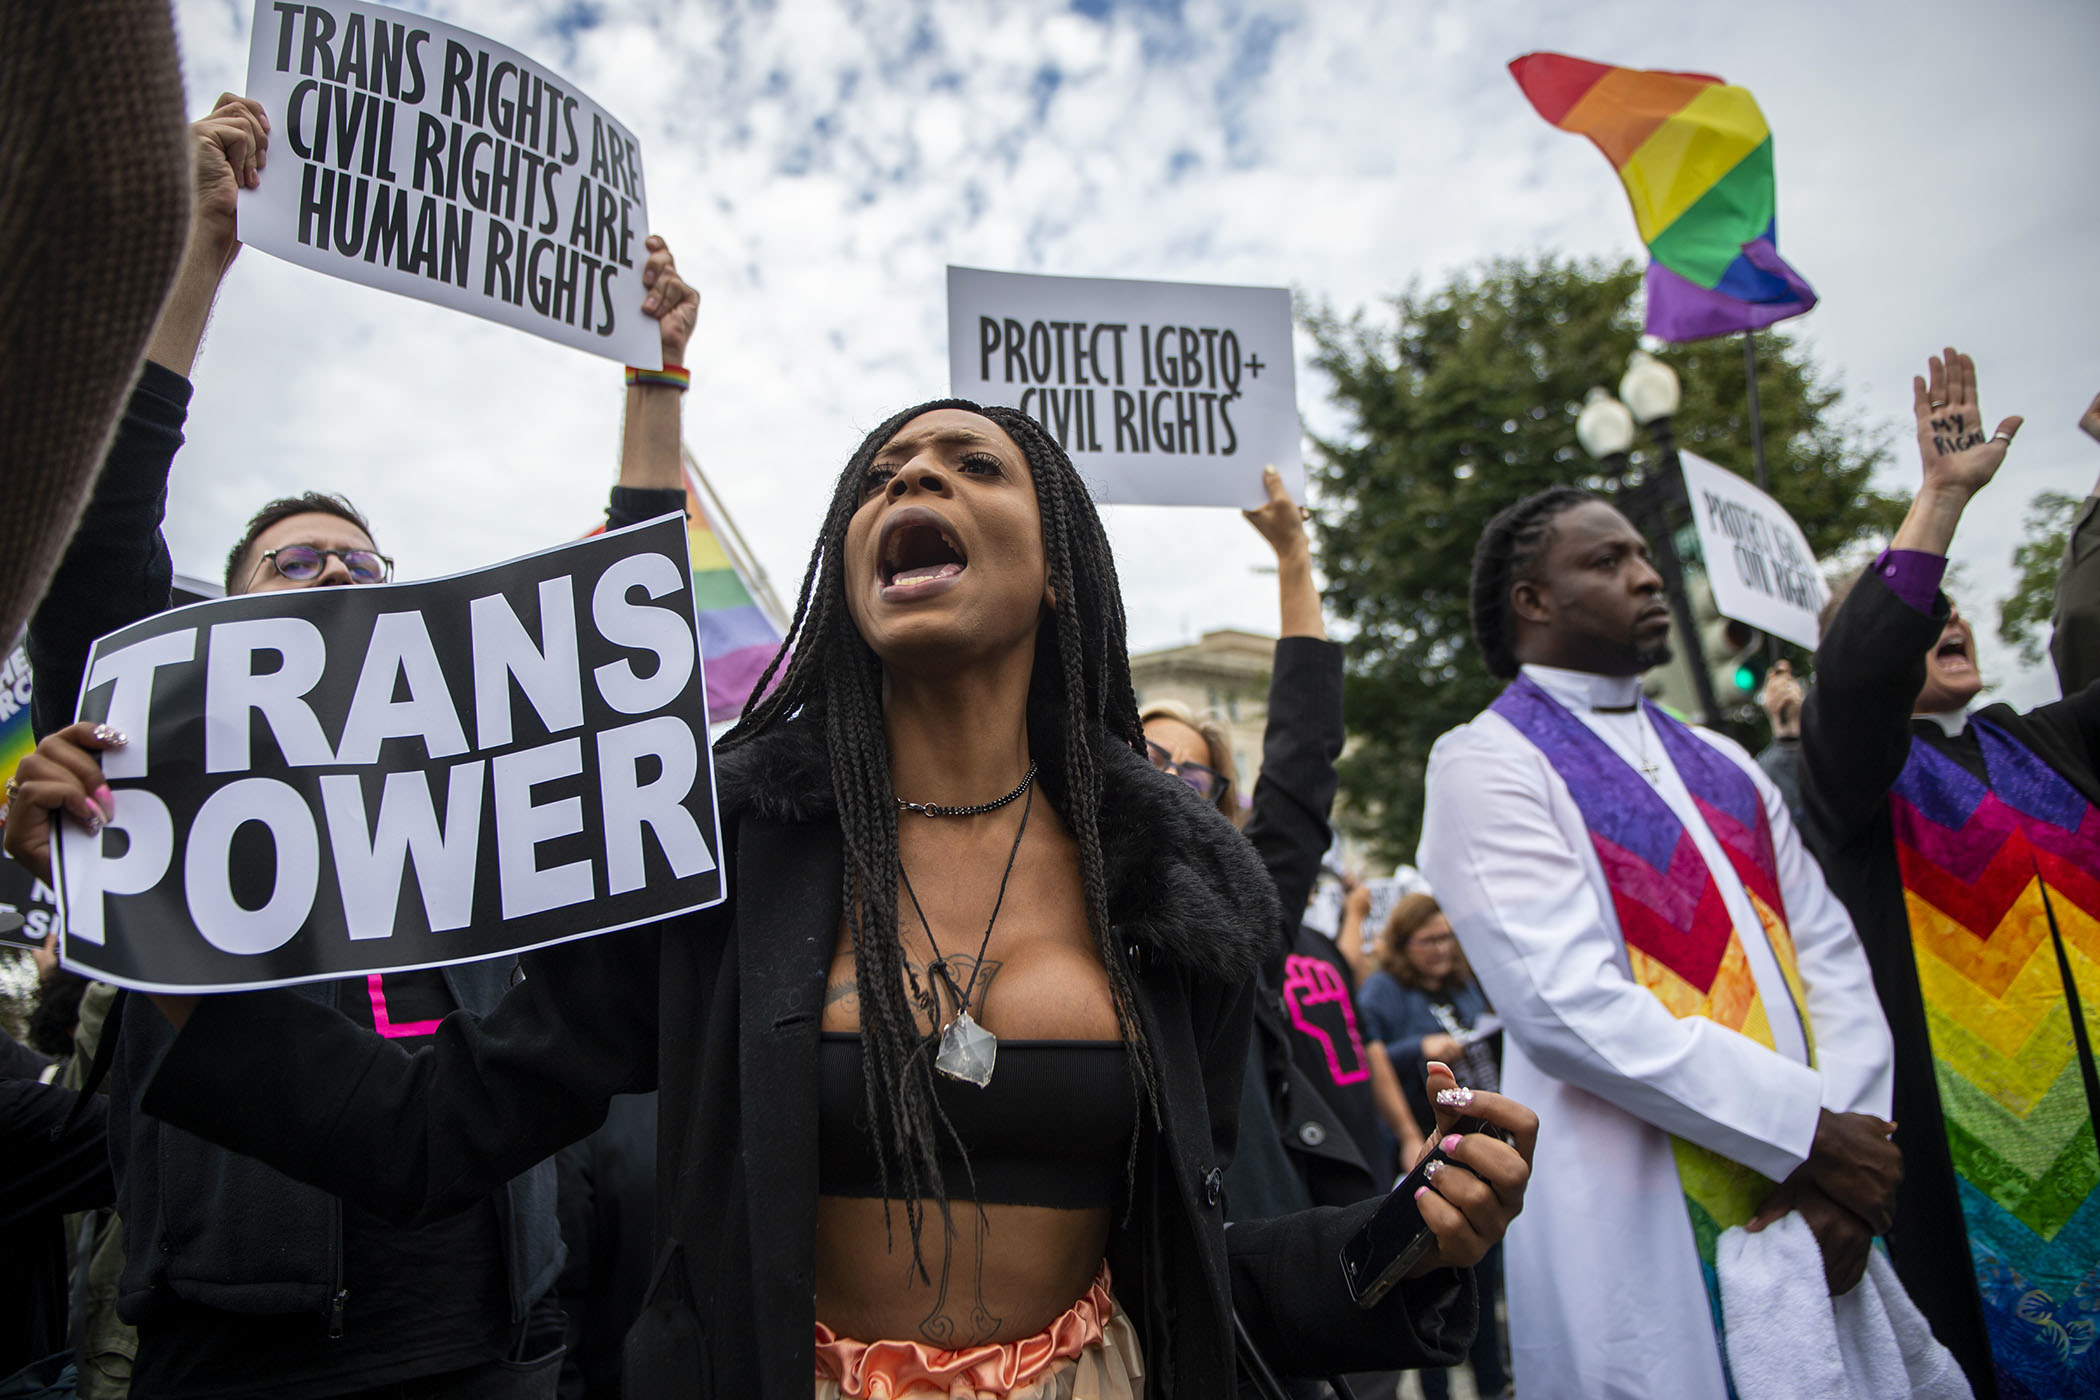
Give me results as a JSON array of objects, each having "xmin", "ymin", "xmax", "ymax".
[
  {"xmin": 1887, "ymin": 721, "xmax": 2100, "ymax": 1400},
  {"xmin": 1492, "ymin": 676, "xmax": 1812, "ymax": 1370}
]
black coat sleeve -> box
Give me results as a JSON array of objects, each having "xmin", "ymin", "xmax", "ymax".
[
  {"xmin": 1800, "ymin": 569, "xmax": 1946, "ymax": 848},
  {"xmin": 139, "ymin": 916, "xmax": 675, "ymax": 1228},
  {"xmin": 607, "ymin": 486, "xmax": 687, "ymax": 532},
  {"xmin": 25, "ymin": 361, "xmax": 187, "ymax": 740},
  {"xmin": 0, "ymin": 1077, "xmax": 114, "ymax": 1231},
  {"xmin": 1239, "ymin": 637, "xmax": 1345, "ymax": 962}
]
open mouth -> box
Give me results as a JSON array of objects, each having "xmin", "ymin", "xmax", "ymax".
[
  {"xmin": 1934, "ymin": 633, "xmax": 1973, "ymax": 672},
  {"xmin": 877, "ymin": 506, "xmax": 969, "ymax": 591}
]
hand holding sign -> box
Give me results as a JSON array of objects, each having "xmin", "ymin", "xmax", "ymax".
[
  {"xmin": 3, "ymin": 723, "xmax": 129, "ymax": 886},
  {"xmin": 639, "ymin": 234, "xmax": 698, "ymax": 365},
  {"xmin": 195, "ymin": 93, "xmax": 270, "ymax": 253}
]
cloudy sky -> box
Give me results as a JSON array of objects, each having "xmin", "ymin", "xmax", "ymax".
[{"xmin": 161, "ymin": 0, "xmax": 2099, "ymax": 710}]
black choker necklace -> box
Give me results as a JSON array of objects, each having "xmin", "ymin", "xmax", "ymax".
[{"xmin": 894, "ymin": 762, "xmax": 1038, "ymax": 819}]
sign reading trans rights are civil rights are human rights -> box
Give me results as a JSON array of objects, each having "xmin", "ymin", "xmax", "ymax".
[
  {"xmin": 240, "ymin": 0, "xmax": 660, "ymax": 366},
  {"xmin": 56, "ymin": 516, "xmax": 724, "ymax": 994}
]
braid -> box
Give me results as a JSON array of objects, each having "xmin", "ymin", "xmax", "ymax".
[
  {"xmin": 720, "ymin": 399, "xmax": 1161, "ymax": 1268},
  {"xmin": 1468, "ymin": 486, "xmax": 1597, "ymax": 679}
]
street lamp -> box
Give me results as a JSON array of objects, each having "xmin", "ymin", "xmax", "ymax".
[
  {"xmin": 1618, "ymin": 350, "xmax": 1681, "ymax": 426},
  {"xmin": 1575, "ymin": 386, "xmax": 1636, "ymax": 462},
  {"xmin": 1577, "ymin": 355, "xmax": 1719, "ymax": 727}
]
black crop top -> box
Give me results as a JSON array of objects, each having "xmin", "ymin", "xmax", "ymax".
[{"xmin": 817, "ymin": 1033, "xmax": 1135, "ymax": 1210}]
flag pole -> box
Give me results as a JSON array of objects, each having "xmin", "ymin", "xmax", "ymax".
[
  {"xmin": 1742, "ymin": 332, "xmax": 1780, "ymax": 664},
  {"xmin": 680, "ymin": 443, "xmax": 792, "ymax": 632}
]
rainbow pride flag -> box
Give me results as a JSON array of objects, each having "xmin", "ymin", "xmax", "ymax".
[
  {"xmin": 593, "ymin": 463, "xmax": 787, "ymax": 724},
  {"xmin": 1510, "ymin": 53, "xmax": 1817, "ymax": 343}
]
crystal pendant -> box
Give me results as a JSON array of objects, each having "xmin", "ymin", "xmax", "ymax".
[{"xmin": 934, "ymin": 1009, "xmax": 998, "ymax": 1088}]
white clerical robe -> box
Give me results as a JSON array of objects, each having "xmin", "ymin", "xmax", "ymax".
[{"xmin": 1418, "ymin": 664, "xmax": 1894, "ymax": 1400}]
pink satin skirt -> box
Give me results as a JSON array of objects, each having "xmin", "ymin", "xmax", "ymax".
[{"xmin": 812, "ymin": 1263, "xmax": 1144, "ymax": 1399}]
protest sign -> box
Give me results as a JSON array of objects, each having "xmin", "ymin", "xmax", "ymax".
[
  {"xmin": 56, "ymin": 517, "xmax": 722, "ymax": 993},
  {"xmin": 1680, "ymin": 450, "xmax": 1828, "ymax": 651},
  {"xmin": 946, "ymin": 267, "xmax": 1301, "ymax": 509},
  {"xmin": 241, "ymin": 0, "xmax": 659, "ymax": 367}
]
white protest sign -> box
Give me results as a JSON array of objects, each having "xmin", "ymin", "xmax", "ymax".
[
  {"xmin": 946, "ymin": 267, "xmax": 1301, "ymax": 509},
  {"xmin": 55, "ymin": 516, "xmax": 722, "ymax": 994},
  {"xmin": 241, "ymin": 0, "xmax": 659, "ymax": 367},
  {"xmin": 1679, "ymin": 450, "xmax": 1828, "ymax": 651}
]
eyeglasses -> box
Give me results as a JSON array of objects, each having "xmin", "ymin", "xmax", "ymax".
[
  {"xmin": 1145, "ymin": 739, "xmax": 1229, "ymax": 802},
  {"xmin": 255, "ymin": 545, "xmax": 394, "ymax": 585}
]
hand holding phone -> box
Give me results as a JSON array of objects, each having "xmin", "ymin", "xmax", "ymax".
[{"xmin": 1340, "ymin": 1062, "xmax": 1538, "ymax": 1309}]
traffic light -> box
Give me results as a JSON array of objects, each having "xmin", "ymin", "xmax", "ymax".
[{"xmin": 1704, "ymin": 615, "xmax": 1769, "ymax": 707}]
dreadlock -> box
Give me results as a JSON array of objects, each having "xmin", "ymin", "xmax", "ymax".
[
  {"xmin": 1468, "ymin": 486, "xmax": 1598, "ymax": 679},
  {"xmin": 720, "ymin": 400, "xmax": 1159, "ymax": 1270}
]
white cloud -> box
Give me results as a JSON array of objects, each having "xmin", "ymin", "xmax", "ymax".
[{"xmin": 161, "ymin": 0, "xmax": 2098, "ymax": 716}]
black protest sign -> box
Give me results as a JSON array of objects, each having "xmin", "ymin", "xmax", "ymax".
[
  {"xmin": 56, "ymin": 516, "xmax": 722, "ymax": 993},
  {"xmin": 240, "ymin": 0, "xmax": 659, "ymax": 366}
]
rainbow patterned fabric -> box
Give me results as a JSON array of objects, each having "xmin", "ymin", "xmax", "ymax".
[
  {"xmin": 1493, "ymin": 675, "xmax": 1812, "ymax": 1388},
  {"xmin": 1509, "ymin": 53, "xmax": 1817, "ymax": 343},
  {"xmin": 592, "ymin": 471, "xmax": 785, "ymax": 724},
  {"xmin": 1887, "ymin": 721, "xmax": 2100, "ymax": 1400}
]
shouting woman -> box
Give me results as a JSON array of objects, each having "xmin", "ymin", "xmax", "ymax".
[{"xmin": 10, "ymin": 401, "xmax": 1533, "ymax": 1399}]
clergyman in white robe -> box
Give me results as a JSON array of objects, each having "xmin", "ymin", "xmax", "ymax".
[{"xmin": 1418, "ymin": 663, "xmax": 1895, "ymax": 1400}]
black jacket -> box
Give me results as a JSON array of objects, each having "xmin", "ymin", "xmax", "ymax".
[
  {"xmin": 142, "ymin": 721, "xmax": 1474, "ymax": 1397},
  {"xmin": 1801, "ymin": 568, "xmax": 2100, "ymax": 1399},
  {"xmin": 24, "ymin": 363, "xmax": 570, "ymax": 1336}
]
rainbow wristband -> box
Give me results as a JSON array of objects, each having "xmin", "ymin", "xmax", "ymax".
[{"xmin": 625, "ymin": 363, "xmax": 690, "ymax": 391}]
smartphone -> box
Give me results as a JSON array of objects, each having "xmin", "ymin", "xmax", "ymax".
[{"xmin": 1339, "ymin": 1115, "xmax": 1513, "ymax": 1310}]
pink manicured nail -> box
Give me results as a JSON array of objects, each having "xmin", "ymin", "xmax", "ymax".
[
  {"xmin": 91, "ymin": 725, "xmax": 128, "ymax": 746},
  {"xmin": 1423, "ymin": 1159, "xmax": 1444, "ymax": 1183},
  {"xmin": 93, "ymin": 785, "xmax": 115, "ymax": 815},
  {"xmin": 81, "ymin": 800, "xmax": 105, "ymax": 830},
  {"xmin": 1413, "ymin": 1185, "xmax": 1429, "ymax": 1201},
  {"xmin": 1440, "ymin": 1134, "xmax": 1463, "ymax": 1154},
  {"xmin": 1435, "ymin": 1086, "xmax": 1475, "ymax": 1109}
]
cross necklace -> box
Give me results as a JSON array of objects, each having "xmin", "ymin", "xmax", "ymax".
[{"xmin": 1594, "ymin": 701, "xmax": 1662, "ymax": 783}]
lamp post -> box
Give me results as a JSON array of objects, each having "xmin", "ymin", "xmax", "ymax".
[{"xmin": 1579, "ymin": 356, "xmax": 1722, "ymax": 728}]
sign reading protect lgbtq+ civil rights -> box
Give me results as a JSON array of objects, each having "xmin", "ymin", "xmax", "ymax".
[
  {"xmin": 1679, "ymin": 450, "xmax": 1829, "ymax": 651},
  {"xmin": 241, "ymin": 0, "xmax": 660, "ymax": 367},
  {"xmin": 946, "ymin": 267, "xmax": 1302, "ymax": 509},
  {"xmin": 55, "ymin": 516, "xmax": 723, "ymax": 994}
]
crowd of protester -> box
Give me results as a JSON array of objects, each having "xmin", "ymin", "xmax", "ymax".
[{"xmin": 3, "ymin": 28, "xmax": 2096, "ymax": 1400}]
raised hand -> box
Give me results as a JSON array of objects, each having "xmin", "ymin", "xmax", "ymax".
[
  {"xmin": 639, "ymin": 235, "xmax": 699, "ymax": 367},
  {"xmin": 190, "ymin": 92, "xmax": 269, "ymax": 267},
  {"xmin": 1241, "ymin": 464, "xmax": 1310, "ymax": 563},
  {"xmin": 1912, "ymin": 347, "xmax": 2022, "ymax": 500},
  {"xmin": 1759, "ymin": 658, "xmax": 1802, "ymax": 738},
  {"xmin": 1404, "ymin": 1062, "xmax": 1538, "ymax": 1275}
]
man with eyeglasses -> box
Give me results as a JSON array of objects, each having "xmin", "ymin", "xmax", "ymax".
[{"xmin": 10, "ymin": 92, "xmax": 702, "ymax": 1400}]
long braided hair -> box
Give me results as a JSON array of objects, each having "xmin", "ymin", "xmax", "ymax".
[
  {"xmin": 1468, "ymin": 486, "xmax": 1597, "ymax": 679},
  {"xmin": 720, "ymin": 400, "xmax": 1160, "ymax": 1266}
]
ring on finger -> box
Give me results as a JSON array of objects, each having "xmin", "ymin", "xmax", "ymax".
[
  {"xmin": 1992, "ymin": 432, "xmax": 2014, "ymax": 444},
  {"xmin": 1928, "ymin": 400, "xmax": 1947, "ymax": 409}
]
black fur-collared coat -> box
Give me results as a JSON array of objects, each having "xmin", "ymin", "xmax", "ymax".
[{"xmin": 144, "ymin": 721, "xmax": 1474, "ymax": 1397}]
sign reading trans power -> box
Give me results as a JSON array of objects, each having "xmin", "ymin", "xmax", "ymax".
[
  {"xmin": 947, "ymin": 267, "xmax": 1302, "ymax": 509},
  {"xmin": 1679, "ymin": 450, "xmax": 1829, "ymax": 651},
  {"xmin": 56, "ymin": 516, "xmax": 722, "ymax": 993},
  {"xmin": 241, "ymin": 0, "xmax": 660, "ymax": 367}
]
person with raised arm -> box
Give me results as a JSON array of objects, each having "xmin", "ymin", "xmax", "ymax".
[
  {"xmin": 15, "ymin": 395, "xmax": 1537, "ymax": 1395},
  {"xmin": 4, "ymin": 89, "xmax": 709, "ymax": 1399},
  {"xmin": 1799, "ymin": 350, "xmax": 2097, "ymax": 1400},
  {"xmin": 1418, "ymin": 486, "xmax": 1903, "ymax": 1398}
]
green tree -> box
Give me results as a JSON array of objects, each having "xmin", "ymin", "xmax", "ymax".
[
  {"xmin": 1307, "ymin": 254, "xmax": 1904, "ymax": 866},
  {"xmin": 1998, "ymin": 490, "xmax": 2079, "ymax": 667}
]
